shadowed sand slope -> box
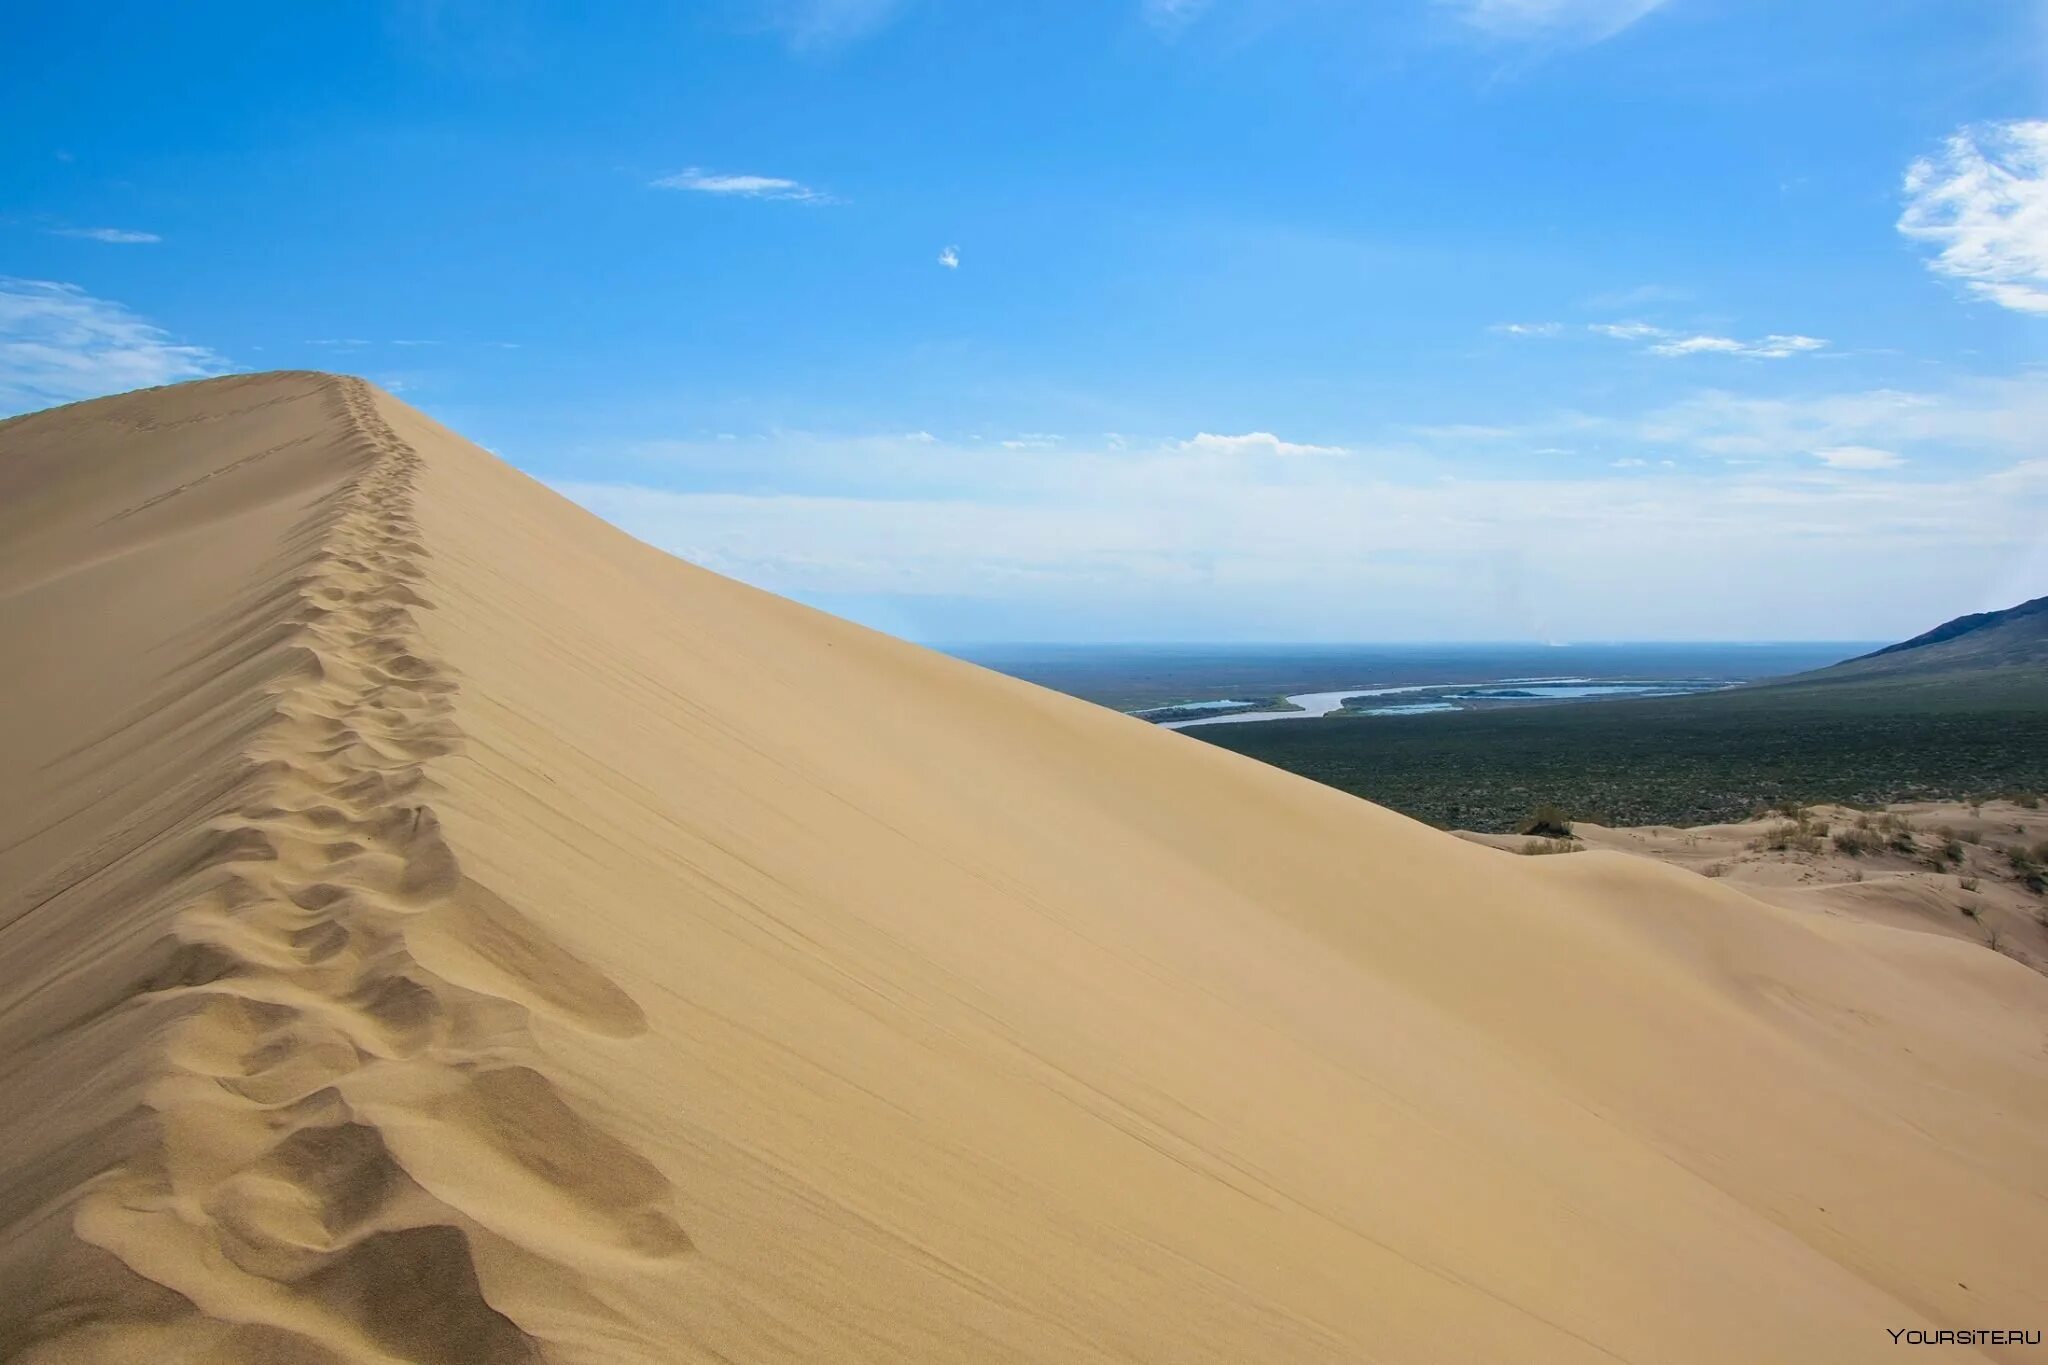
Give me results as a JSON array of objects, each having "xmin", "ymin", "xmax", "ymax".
[{"xmin": 3, "ymin": 374, "xmax": 2046, "ymax": 1364}]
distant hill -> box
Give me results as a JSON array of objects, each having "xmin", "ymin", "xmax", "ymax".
[
  {"xmin": 1857, "ymin": 594, "xmax": 2048, "ymax": 663},
  {"xmin": 1780, "ymin": 594, "xmax": 2048, "ymax": 686}
]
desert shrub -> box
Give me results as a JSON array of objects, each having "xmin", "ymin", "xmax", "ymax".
[
  {"xmin": 1930, "ymin": 838, "xmax": 1966, "ymax": 867},
  {"xmin": 1701, "ymin": 862, "xmax": 1729, "ymax": 878},
  {"xmin": 2010, "ymin": 789, "xmax": 2042, "ymax": 810},
  {"xmin": 1518, "ymin": 837, "xmax": 1581, "ymax": 856},
  {"xmin": 2006, "ymin": 843, "xmax": 2048, "ymax": 894},
  {"xmin": 1832, "ymin": 827, "xmax": 1879, "ymax": 857},
  {"xmin": 1754, "ymin": 820, "xmax": 1824, "ymax": 855},
  {"xmin": 1517, "ymin": 803, "xmax": 1574, "ymax": 839},
  {"xmin": 1960, "ymin": 876, "xmax": 1980, "ymax": 893}
]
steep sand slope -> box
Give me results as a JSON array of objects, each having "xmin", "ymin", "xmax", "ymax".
[{"xmin": 3, "ymin": 373, "xmax": 2046, "ymax": 1364}]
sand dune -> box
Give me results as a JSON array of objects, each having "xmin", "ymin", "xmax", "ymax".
[
  {"xmin": 4, "ymin": 373, "xmax": 2046, "ymax": 1363},
  {"xmin": 1459, "ymin": 800, "xmax": 2048, "ymax": 974}
]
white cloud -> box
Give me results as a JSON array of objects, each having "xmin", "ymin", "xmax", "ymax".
[
  {"xmin": 567, "ymin": 367, "xmax": 2048, "ymax": 640},
  {"xmin": 1900, "ymin": 120, "xmax": 2048, "ymax": 315},
  {"xmin": 555, "ymin": 438, "xmax": 2046, "ymax": 640},
  {"xmin": 1178, "ymin": 431, "xmax": 1348, "ymax": 457},
  {"xmin": 1634, "ymin": 377, "xmax": 2048, "ymax": 460},
  {"xmin": 938, "ymin": 245, "xmax": 960, "ymax": 269},
  {"xmin": 652, "ymin": 168, "xmax": 837, "ymax": 203},
  {"xmin": 1589, "ymin": 321, "xmax": 1666, "ymax": 341},
  {"xmin": 50, "ymin": 227, "xmax": 161, "ymax": 244},
  {"xmin": 0, "ymin": 278, "xmax": 224, "ymax": 414},
  {"xmin": 759, "ymin": 0, "xmax": 907, "ymax": 52},
  {"xmin": 1812, "ymin": 445, "xmax": 1905, "ymax": 471},
  {"xmin": 1143, "ymin": 0, "xmax": 1209, "ymax": 27},
  {"xmin": 1491, "ymin": 321, "xmax": 1563, "ymax": 336},
  {"xmin": 1440, "ymin": 0, "xmax": 1669, "ymax": 43},
  {"xmin": 1590, "ymin": 321, "xmax": 1828, "ymax": 358},
  {"xmin": 1648, "ymin": 333, "xmax": 1826, "ymax": 359}
]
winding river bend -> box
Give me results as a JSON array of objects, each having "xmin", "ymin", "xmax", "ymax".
[
  {"xmin": 1155, "ymin": 678, "xmax": 1733, "ymax": 730},
  {"xmin": 1158, "ymin": 686, "xmax": 1436, "ymax": 729}
]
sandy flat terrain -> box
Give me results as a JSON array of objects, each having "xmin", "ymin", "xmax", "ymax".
[{"xmin": 4, "ymin": 373, "xmax": 2046, "ymax": 1364}]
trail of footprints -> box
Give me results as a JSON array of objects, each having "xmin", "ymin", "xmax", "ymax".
[{"xmin": 64, "ymin": 379, "xmax": 685, "ymax": 1365}]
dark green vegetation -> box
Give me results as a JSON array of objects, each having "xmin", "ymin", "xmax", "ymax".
[
  {"xmin": 1517, "ymin": 803, "xmax": 1574, "ymax": 839},
  {"xmin": 1198, "ymin": 667, "xmax": 2048, "ymax": 833},
  {"xmin": 1132, "ymin": 697, "xmax": 1297, "ymax": 723},
  {"xmin": 2010, "ymin": 842, "xmax": 2048, "ymax": 895}
]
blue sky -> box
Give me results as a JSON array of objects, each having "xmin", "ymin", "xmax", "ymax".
[{"xmin": 5, "ymin": 0, "xmax": 2045, "ymax": 642}]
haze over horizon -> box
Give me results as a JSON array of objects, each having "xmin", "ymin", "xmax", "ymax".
[{"xmin": 6, "ymin": 0, "xmax": 2045, "ymax": 643}]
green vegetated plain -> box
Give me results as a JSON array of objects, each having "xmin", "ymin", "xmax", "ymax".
[{"xmin": 1196, "ymin": 666, "xmax": 2048, "ymax": 832}]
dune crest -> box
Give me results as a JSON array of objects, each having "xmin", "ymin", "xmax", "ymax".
[
  {"xmin": 2, "ymin": 376, "xmax": 678, "ymax": 1364},
  {"xmin": 4, "ymin": 374, "xmax": 2047, "ymax": 1363}
]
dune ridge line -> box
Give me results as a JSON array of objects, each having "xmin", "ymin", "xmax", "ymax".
[{"xmin": 8, "ymin": 376, "xmax": 682, "ymax": 1365}]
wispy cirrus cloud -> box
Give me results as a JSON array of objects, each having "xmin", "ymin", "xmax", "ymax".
[
  {"xmin": 0, "ymin": 278, "xmax": 223, "ymax": 414},
  {"xmin": 1632, "ymin": 376, "xmax": 2048, "ymax": 460},
  {"xmin": 1586, "ymin": 322, "xmax": 1666, "ymax": 342},
  {"xmin": 1142, "ymin": 0, "xmax": 1210, "ymax": 29},
  {"xmin": 938, "ymin": 245, "xmax": 960, "ymax": 269},
  {"xmin": 1641, "ymin": 332, "xmax": 1826, "ymax": 359},
  {"xmin": 49, "ymin": 226, "xmax": 162, "ymax": 244},
  {"xmin": 758, "ymin": 0, "xmax": 909, "ymax": 52},
  {"xmin": 652, "ymin": 168, "xmax": 839, "ymax": 203},
  {"xmin": 1900, "ymin": 119, "xmax": 2048, "ymax": 316},
  {"xmin": 1439, "ymin": 0, "xmax": 1670, "ymax": 44},
  {"xmin": 1502, "ymin": 320, "xmax": 1829, "ymax": 358}
]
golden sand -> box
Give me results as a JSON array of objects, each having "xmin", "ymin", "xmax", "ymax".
[{"xmin": 3, "ymin": 373, "xmax": 2044, "ymax": 1363}]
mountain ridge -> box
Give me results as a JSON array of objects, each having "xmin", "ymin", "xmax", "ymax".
[
  {"xmin": 1855, "ymin": 593, "xmax": 2048, "ymax": 661},
  {"xmin": 1784, "ymin": 593, "xmax": 2048, "ymax": 684}
]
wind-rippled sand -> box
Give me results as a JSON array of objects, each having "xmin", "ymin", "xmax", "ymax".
[{"xmin": 2, "ymin": 372, "xmax": 2044, "ymax": 1363}]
